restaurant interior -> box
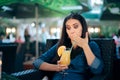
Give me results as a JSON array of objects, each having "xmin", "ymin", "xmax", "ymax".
[{"xmin": 0, "ymin": 0, "xmax": 120, "ymax": 80}]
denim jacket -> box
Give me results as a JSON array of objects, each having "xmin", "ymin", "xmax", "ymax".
[{"xmin": 33, "ymin": 41, "xmax": 104, "ymax": 80}]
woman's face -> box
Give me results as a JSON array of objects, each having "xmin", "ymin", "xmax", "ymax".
[{"xmin": 66, "ymin": 19, "xmax": 82, "ymax": 40}]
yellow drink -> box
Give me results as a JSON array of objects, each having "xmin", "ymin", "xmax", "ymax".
[{"xmin": 60, "ymin": 49, "xmax": 71, "ymax": 66}]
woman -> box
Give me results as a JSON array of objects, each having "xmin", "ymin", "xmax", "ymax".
[{"xmin": 33, "ymin": 12, "xmax": 104, "ymax": 80}]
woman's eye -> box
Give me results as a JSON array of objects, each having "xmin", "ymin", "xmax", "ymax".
[
  {"xmin": 74, "ymin": 25, "xmax": 78, "ymax": 29},
  {"xmin": 66, "ymin": 26, "xmax": 71, "ymax": 30}
]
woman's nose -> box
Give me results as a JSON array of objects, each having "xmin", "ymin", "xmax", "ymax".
[
  {"xmin": 71, "ymin": 31, "xmax": 74, "ymax": 34},
  {"xmin": 70, "ymin": 29, "xmax": 75, "ymax": 34}
]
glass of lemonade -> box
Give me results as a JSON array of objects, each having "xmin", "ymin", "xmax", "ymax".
[{"xmin": 59, "ymin": 48, "xmax": 71, "ymax": 66}]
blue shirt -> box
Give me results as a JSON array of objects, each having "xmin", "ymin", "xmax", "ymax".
[{"xmin": 33, "ymin": 41, "xmax": 104, "ymax": 80}]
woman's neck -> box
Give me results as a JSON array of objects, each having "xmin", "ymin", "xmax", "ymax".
[{"xmin": 73, "ymin": 44, "xmax": 77, "ymax": 49}]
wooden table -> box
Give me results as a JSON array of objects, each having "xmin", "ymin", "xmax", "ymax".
[{"xmin": 23, "ymin": 60, "xmax": 34, "ymax": 70}]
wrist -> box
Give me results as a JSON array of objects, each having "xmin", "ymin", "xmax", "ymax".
[
  {"xmin": 82, "ymin": 43, "xmax": 88, "ymax": 49},
  {"xmin": 55, "ymin": 65, "xmax": 60, "ymax": 72}
]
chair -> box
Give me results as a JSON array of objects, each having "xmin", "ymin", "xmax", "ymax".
[
  {"xmin": 0, "ymin": 43, "xmax": 18, "ymax": 74},
  {"xmin": 11, "ymin": 38, "xmax": 116, "ymax": 80}
]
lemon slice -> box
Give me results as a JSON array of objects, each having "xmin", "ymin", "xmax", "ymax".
[{"xmin": 57, "ymin": 46, "xmax": 66, "ymax": 57}]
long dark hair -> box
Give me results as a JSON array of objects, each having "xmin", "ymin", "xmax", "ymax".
[
  {"xmin": 57, "ymin": 12, "xmax": 89, "ymax": 49},
  {"xmin": 52, "ymin": 12, "xmax": 89, "ymax": 63}
]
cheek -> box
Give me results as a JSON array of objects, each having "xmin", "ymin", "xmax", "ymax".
[
  {"xmin": 66, "ymin": 30, "xmax": 71, "ymax": 37},
  {"xmin": 76, "ymin": 29, "xmax": 82, "ymax": 37},
  {"xmin": 66, "ymin": 30, "xmax": 73, "ymax": 39}
]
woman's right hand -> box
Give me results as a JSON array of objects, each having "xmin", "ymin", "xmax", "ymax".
[{"xmin": 56, "ymin": 61, "xmax": 68, "ymax": 72}]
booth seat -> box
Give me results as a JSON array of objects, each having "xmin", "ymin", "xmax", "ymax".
[
  {"xmin": 0, "ymin": 43, "xmax": 18, "ymax": 74},
  {"xmin": 11, "ymin": 38, "xmax": 116, "ymax": 80}
]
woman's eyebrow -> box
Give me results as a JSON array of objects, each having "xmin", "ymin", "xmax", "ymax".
[
  {"xmin": 66, "ymin": 22, "xmax": 78, "ymax": 26},
  {"xmin": 73, "ymin": 23, "xmax": 78, "ymax": 25}
]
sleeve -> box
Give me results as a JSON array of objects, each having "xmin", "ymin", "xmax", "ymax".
[
  {"xmin": 33, "ymin": 44, "xmax": 58, "ymax": 69},
  {"xmin": 89, "ymin": 41, "xmax": 104, "ymax": 74}
]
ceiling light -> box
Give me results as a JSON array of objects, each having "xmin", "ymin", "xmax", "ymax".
[
  {"xmin": 109, "ymin": 7, "xmax": 120, "ymax": 15},
  {"xmin": 61, "ymin": 6, "xmax": 83, "ymax": 10},
  {"xmin": 1, "ymin": 6, "xmax": 13, "ymax": 11}
]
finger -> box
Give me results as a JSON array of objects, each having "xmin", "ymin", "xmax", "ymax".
[
  {"xmin": 60, "ymin": 65, "xmax": 68, "ymax": 70},
  {"xmin": 57, "ymin": 61, "xmax": 61, "ymax": 65},
  {"xmin": 57, "ymin": 65, "xmax": 60, "ymax": 71},
  {"xmin": 85, "ymin": 32, "xmax": 89, "ymax": 42},
  {"xmin": 85, "ymin": 32, "xmax": 88, "ymax": 39}
]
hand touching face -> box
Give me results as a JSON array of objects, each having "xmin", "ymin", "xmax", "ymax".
[
  {"xmin": 71, "ymin": 32, "xmax": 88, "ymax": 48},
  {"xmin": 66, "ymin": 18, "xmax": 88, "ymax": 47},
  {"xmin": 66, "ymin": 19, "xmax": 82, "ymax": 39}
]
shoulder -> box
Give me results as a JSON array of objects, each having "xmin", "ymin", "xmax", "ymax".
[
  {"xmin": 89, "ymin": 41, "xmax": 98, "ymax": 46},
  {"xmin": 46, "ymin": 43, "xmax": 58, "ymax": 53},
  {"xmin": 89, "ymin": 41, "xmax": 101, "ymax": 56},
  {"xmin": 89, "ymin": 41, "xmax": 100, "ymax": 50}
]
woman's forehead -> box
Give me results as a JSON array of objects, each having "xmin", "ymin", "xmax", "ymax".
[{"xmin": 66, "ymin": 19, "xmax": 80, "ymax": 25}]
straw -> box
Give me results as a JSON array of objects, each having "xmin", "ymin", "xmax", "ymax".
[{"xmin": 70, "ymin": 42, "xmax": 75, "ymax": 54}]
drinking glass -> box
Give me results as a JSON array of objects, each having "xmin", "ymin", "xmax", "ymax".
[
  {"xmin": 59, "ymin": 48, "xmax": 71, "ymax": 66},
  {"xmin": 59, "ymin": 48, "xmax": 71, "ymax": 75}
]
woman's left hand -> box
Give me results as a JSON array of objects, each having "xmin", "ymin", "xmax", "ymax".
[{"xmin": 71, "ymin": 32, "xmax": 89, "ymax": 48}]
